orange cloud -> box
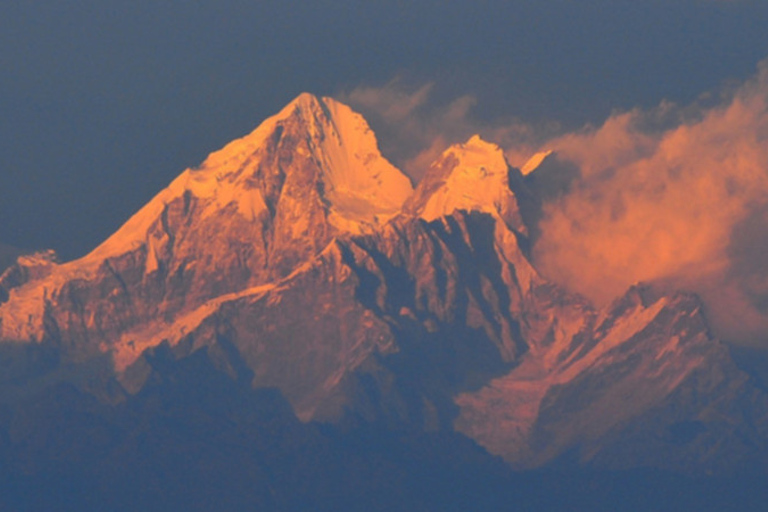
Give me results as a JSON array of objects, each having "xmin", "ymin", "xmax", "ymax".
[
  {"xmin": 532, "ymin": 60, "xmax": 768, "ymax": 343},
  {"xmin": 339, "ymin": 62, "xmax": 768, "ymax": 344}
]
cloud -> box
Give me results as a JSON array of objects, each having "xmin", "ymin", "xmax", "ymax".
[
  {"xmin": 341, "ymin": 82, "xmax": 433, "ymax": 123},
  {"xmin": 531, "ymin": 60, "xmax": 768, "ymax": 344},
  {"xmin": 339, "ymin": 62, "xmax": 768, "ymax": 345},
  {"xmin": 337, "ymin": 80, "xmax": 549, "ymax": 181}
]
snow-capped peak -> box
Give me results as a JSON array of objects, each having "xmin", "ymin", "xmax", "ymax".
[
  {"xmin": 445, "ymin": 134, "xmax": 509, "ymax": 177},
  {"xmin": 0, "ymin": 94, "xmax": 414, "ymax": 343},
  {"xmin": 295, "ymin": 94, "xmax": 414, "ymax": 227},
  {"xmin": 83, "ymin": 93, "xmax": 413, "ymax": 263},
  {"xmin": 405, "ymin": 135, "xmax": 529, "ymax": 234}
]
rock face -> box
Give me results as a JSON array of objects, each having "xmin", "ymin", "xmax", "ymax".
[
  {"xmin": 0, "ymin": 94, "xmax": 412, "ymax": 365},
  {"xmin": 404, "ymin": 135, "xmax": 535, "ymax": 235},
  {"xmin": 0, "ymin": 93, "xmax": 766, "ymax": 475},
  {"xmin": 456, "ymin": 286, "xmax": 768, "ymax": 473}
]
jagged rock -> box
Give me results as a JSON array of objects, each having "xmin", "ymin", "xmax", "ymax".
[{"xmin": 0, "ymin": 94, "xmax": 765, "ymax": 477}]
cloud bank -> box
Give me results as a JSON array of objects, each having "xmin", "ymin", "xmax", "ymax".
[
  {"xmin": 341, "ymin": 62, "xmax": 768, "ymax": 345},
  {"xmin": 535, "ymin": 61, "xmax": 768, "ymax": 344}
]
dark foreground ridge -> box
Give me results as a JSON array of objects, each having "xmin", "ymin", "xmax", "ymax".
[{"xmin": 1, "ymin": 346, "xmax": 766, "ymax": 512}]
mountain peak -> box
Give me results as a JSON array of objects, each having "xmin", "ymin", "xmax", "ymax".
[
  {"xmin": 404, "ymin": 135, "xmax": 530, "ymax": 234},
  {"xmin": 201, "ymin": 92, "xmax": 412, "ymax": 228},
  {"xmin": 81, "ymin": 94, "xmax": 413, "ymax": 264},
  {"xmin": 448, "ymin": 134, "xmax": 508, "ymax": 173},
  {"xmin": 1, "ymin": 91, "xmax": 765, "ymax": 492},
  {"xmin": 0, "ymin": 94, "xmax": 413, "ymax": 343},
  {"xmin": 290, "ymin": 91, "xmax": 324, "ymax": 110}
]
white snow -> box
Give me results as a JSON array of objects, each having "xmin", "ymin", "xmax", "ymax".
[
  {"xmin": 304, "ymin": 95, "xmax": 413, "ymax": 229},
  {"xmin": 418, "ymin": 135, "xmax": 516, "ymax": 223},
  {"xmin": 520, "ymin": 150, "xmax": 553, "ymax": 175},
  {"xmin": 84, "ymin": 93, "xmax": 412, "ymax": 264},
  {"xmin": 0, "ymin": 93, "xmax": 414, "ymax": 349},
  {"xmin": 557, "ymin": 296, "xmax": 668, "ymax": 382},
  {"xmin": 15, "ymin": 249, "xmax": 58, "ymax": 268},
  {"xmin": 113, "ymin": 282, "xmax": 276, "ymax": 372}
]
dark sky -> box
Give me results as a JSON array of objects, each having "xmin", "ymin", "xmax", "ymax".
[{"xmin": 3, "ymin": 0, "xmax": 768, "ymax": 260}]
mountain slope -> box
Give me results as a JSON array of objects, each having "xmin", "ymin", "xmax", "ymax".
[
  {"xmin": 0, "ymin": 95, "xmax": 765, "ymax": 481},
  {"xmin": 456, "ymin": 285, "xmax": 768, "ymax": 471},
  {"xmin": 0, "ymin": 94, "xmax": 412, "ymax": 363},
  {"xmin": 404, "ymin": 135, "xmax": 535, "ymax": 235}
]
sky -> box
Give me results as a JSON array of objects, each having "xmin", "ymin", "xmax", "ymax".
[{"xmin": 3, "ymin": 1, "xmax": 768, "ymax": 342}]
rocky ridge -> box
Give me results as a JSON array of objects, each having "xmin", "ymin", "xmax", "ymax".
[{"xmin": 0, "ymin": 93, "xmax": 765, "ymax": 473}]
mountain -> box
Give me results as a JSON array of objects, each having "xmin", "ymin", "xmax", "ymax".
[
  {"xmin": 404, "ymin": 135, "xmax": 535, "ymax": 235},
  {"xmin": 1, "ymin": 93, "xmax": 767, "ymax": 510},
  {"xmin": 0, "ymin": 94, "xmax": 412, "ymax": 363}
]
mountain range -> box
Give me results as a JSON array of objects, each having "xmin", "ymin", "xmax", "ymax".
[{"xmin": 1, "ymin": 94, "xmax": 767, "ymax": 511}]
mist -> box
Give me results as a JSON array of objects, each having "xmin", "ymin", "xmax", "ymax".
[{"xmin": 534, "ymin": 61, "xmax": 768, "ymax": 345}]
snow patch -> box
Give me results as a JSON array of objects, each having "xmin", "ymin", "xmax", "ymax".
[
  {"xmin": 416, "ymin": 135, "xmax": 525, "ymax": 234},
  {"xmin": 520, "ymin": 150, "xmax": 553, "ymax": 175},
  {"xmin": 310, "ymin": 96, "xmax": 413, "ymax": 228},
  {"xmin": 0, "ymin": 93, "xmax": 413, "ymax": 349},
  {"xmin": 558, "ymin": 296, "xmax": 669, "ymax": 382},
  {"xmin": 113, "ymin": 282, "xmax": 276, "ymax": 372},
  {"xmin": 81, "ymin": 93, "xmax": 412, "ymax": 266},
  {"xmin": 419, "ymin": 135, "xmax": 510, "ymax": 221}
]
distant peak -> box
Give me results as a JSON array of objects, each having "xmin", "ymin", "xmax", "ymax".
[
  {"xmin": 441, "ymin": 135, "xmax": 508, "ymax": 176},
  {"xmin": 189, "ymin": 92, "xmax": 414, "ymax": 230},
  {"xmin": 454, "ymin": 134, "xmax": 504, "ymax": 155},
  {"xmin": 467, "ymin": 134, "xmax": 483, "ymax": 143},
  {"xmin": 263, "ymin": 92, "xmax": 330, "ymax": 134},
  {"xmin": 464, "ymin": 134, "xmax": 502, "ymax": 152},
  {"xmin": 288, "ymin": 92, "xmax": 344, "ymax": 107},
  {"xmin": 283, "ymin": 93, "xmax": 336, "ymax": 122},
  {"xmin": 290, "ymin": 91, "xmax": 323, "ymax": 109},
  {"xmin": 405, "ymin": 135, "xmax": 530, "ymax": 234},
  {"xmin": 279, "ymin": 93, "xmax": 358, "ymax": 127},
  {"xmin": 82, "ymin": 93, "xmax": 413, "ymax": 263}
]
